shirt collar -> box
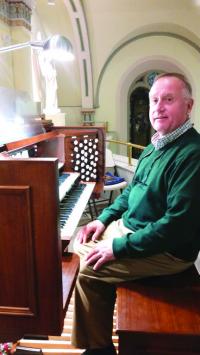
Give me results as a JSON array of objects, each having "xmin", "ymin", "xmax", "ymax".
[{"xmin": 151, "ymin": 120, "xmax": 193, "ymax": 150}]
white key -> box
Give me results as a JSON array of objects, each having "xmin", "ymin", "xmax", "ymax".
[
  {"xmin": 59, "ymin": 172, "xmax": 80, "ymax": 201},
  {"xmin": 60, "ymin": 182, "xmax": 95, "ymax": 240}
]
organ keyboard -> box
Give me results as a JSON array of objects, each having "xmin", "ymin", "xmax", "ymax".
[
  {"xmin": 0, "ymin": 125, "xmax": 105, "ymax": 342},
  {"xmin": 60, "ymin": 180, "xmax": 95, "ymax": 240},
  {"xmin": 58, "ymin": 172, "xmax": 79, "ymax": 201}
]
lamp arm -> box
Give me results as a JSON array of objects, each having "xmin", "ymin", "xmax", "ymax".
[
  {"xmin": 0, "ymin": 42, "xmax": 31, "ymax": 53},
  {"xmin": 0, "ymin": 41, "xmax": 44, "ymax": 53},
  {"xmin": 30, "ymin": 41, "xmax": 44, "ymax": 49}
]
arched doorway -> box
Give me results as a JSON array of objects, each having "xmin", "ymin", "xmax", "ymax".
[
  {"xmin": 129, "ymin": 71, "xmax": 162, "ymax": 158},
  {"xmin": 130, "ymin": 87, "xmax": 151, "ymax": 158}
]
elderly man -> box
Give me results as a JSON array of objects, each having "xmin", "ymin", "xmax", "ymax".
[{"xmin": 71, "ymin": 73, "xmax": 200, "ymax": 355}]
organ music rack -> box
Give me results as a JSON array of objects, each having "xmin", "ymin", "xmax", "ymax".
[{"xmin": 0, "ymin": 125, "xmax": 105, "ymax": 342}]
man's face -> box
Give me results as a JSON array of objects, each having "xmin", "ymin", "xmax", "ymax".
[{"xmin": 149, "ymin": 77, "xmax": 193, "ymax": 136}]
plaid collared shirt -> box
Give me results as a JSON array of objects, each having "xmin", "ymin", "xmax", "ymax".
[{"xmin": 151, "ymin": 120, "xmax": 193, "ymax": 150}]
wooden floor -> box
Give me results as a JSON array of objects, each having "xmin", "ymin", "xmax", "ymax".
[{"xmin": 17, "ymin": 291, "xmax": 118, "ymax": 355}]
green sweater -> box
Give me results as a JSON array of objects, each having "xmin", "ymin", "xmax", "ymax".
[{"xmin": 98, "ymin": 128, "xmax": 200, "ymax": 261}]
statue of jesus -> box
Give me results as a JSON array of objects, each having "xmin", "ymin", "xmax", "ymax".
[{"xmin": 39, "ymin": 52, "xmax": 60, "ymax": 115}]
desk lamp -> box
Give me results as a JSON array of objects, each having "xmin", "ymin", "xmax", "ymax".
[{"xmin": 0, "ymin": 34, "xmax": 74, "ymax": 62}]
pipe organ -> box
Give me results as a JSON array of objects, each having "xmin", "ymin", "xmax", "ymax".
[{"xmin": 0, "ymin": 125, "xmax": 105, "ymax": 342}]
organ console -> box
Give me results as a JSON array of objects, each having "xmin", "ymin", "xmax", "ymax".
[{"xmin": 0, "ymin": 125, "xmax": 105, "ymax": 342}]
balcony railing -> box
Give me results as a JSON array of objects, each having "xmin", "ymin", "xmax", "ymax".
[{"xmin": 106, "ymin": 139, "xmax": 145, "ymax": 165}]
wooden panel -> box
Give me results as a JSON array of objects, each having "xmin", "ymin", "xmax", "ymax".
[
  {"xmin": 5, "ymin": 131, "xmax": 58, "ymax": 152},
  {"xmin": 53, "ymin": 126, "xmax": 105, "ymax": 198},
  {"xmin": 0, "ymin": 186, "xmax": 36, "ymax": 316},
  {"xmin": 0, "ymin": 159, "xmax": 64, "ymax": 342},
  {"xmin": 0, "ymin": 127, "xmax": 105, "ymax": 342},
  {"xmin": 62, "ymin": 253, "xmax": 79, "ymax": 314},
  {"xmin": 117, "ymin": 267, "xmax": 200, "ymax": 355},
  {"xmin": 37, "ymin": 134, "xmax": 65, "ymax": 164}
]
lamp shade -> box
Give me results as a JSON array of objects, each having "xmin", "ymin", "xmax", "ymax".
[
  {"xmin": 0, "ymin": 34, "xmax": 75, "ymax": 62},
  {"xmin": 42, "ymin": 34, "xmax": 74, "ymax": 62}
]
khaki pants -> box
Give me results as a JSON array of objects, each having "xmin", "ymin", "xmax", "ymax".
[{"xmin": 71, "ymin": 219, "xmax": 193, "ymax": 349}]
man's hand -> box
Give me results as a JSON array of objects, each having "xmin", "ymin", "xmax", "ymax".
[
  {"xmin": 85, "ymin": 238, "xmax": 115, "ymax": 270},
  {"xmin": 76, "ymin": 219, "xmax": 106, "ymax": 244}
]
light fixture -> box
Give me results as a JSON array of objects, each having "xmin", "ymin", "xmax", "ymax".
[
  {"xmin": 0, "ymin": 34, "xmax": 75, "ymax": 117},
  {"xmin": 43, "ymin": 35, "xmax": 74, "ymax": 62},
  {"xmin": 0, "ymin": 34, "xmax": 74, "ymax": 62},
  {"xmin": 0, "ymin": 34, "xmax": 75, "ymax": 116}
]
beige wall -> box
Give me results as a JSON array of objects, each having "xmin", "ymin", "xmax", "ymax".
[
  {"xmin": 11, "ymin": 26, "xmax": 33, "ymax": 96},
  {"xmin": 0, "ymin": 23, "xmax": 32, "ymax": 99},
  {"xmin": 82, "ymin": 0, "xmax": 200, "ymax": 138},
  {"xmin": 1, "ymin": 0, "xmax": 200, "ymax": 133},
  {"xmin": 32, "ymin": 0, "xmax": 81, "ymax": 119},
  {"xmin": 95, "ymin": 34, "xmax": 200, "ymax": 141},
  {"xmin": 84, "ymin": 0, "xmax": 200, "ymax": 90},
  {"xmin": 0, "ymin": 21, "xmax": 14, "ymax": 89}
]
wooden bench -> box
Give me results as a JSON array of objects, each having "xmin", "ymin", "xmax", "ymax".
[{"xmin": 116, "ymin": 266, "xmax": 200, "ymax": 355}]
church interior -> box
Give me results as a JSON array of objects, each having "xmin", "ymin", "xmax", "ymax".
[{"xmin": 0, "ymin": 0, "xmax": 200, "ymax": 354}]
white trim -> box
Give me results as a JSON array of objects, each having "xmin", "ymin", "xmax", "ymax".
[{"xmin": 64, "ymin": 0, "xmax": 94, "ymax": 108}]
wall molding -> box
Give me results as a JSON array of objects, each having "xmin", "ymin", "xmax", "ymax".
[
  {"xmin": 64, "ymin": 0, "xmax": 94, "ymax": 109},
  {"xmin": 0, "ymin": 0, "xmax": 33, "ymax": 30},
  {"xmin": 95, "ymin": 31, "xmax": 200, "ymax": 107}
]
